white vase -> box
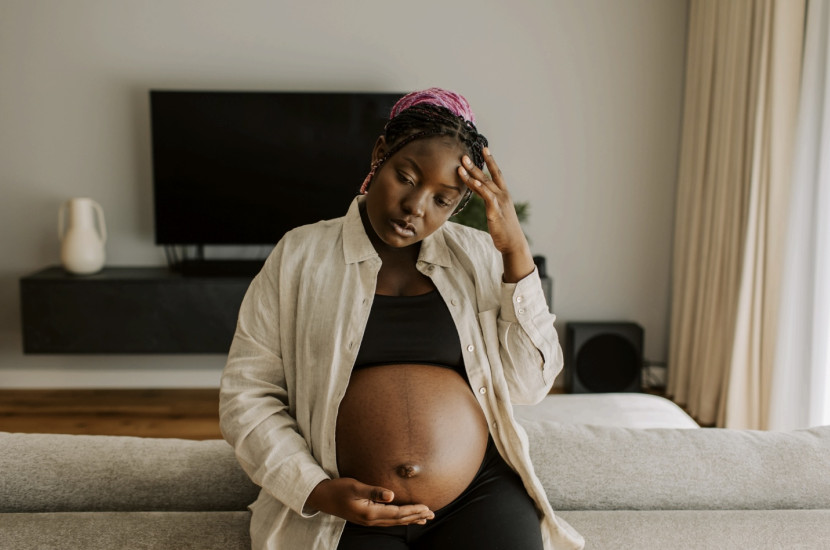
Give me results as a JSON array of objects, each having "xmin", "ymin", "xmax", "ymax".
[{"xmin": 58, "ymin": 198, "xmax": 107, "ymax": 275}]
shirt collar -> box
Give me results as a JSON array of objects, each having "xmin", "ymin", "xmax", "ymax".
[{"xmin": 342, "ymin": 196, "xmax": 452, "ymax": 268}]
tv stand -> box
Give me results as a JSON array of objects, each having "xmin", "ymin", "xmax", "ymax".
[
  {"xmin": 20, "ymin": 266, "xmax": 254, "ymax": 353},
  {"xmin": 175, "ymin": 259, "xmax": 265, "ymax": 278}
]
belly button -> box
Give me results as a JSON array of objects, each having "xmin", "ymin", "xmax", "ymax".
[{"xmin": 396, "ymin": 463, "xmax": 421, "ymax": 479}]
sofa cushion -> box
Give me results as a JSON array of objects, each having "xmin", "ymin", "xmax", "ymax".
[
  {"xmin": 0, "ymin": 511, "xmax": 251, "ymax": 550},
  {"xmin": 557, "ymin": 509, "xmax": 830, "ymax": 550},
  {"xmin": 0, "ymin": 432, "xmax": 259, "ymax": 513},
  {"xmin": 520, "ymin": 422, "xmax": 830, "ymax": 511}
]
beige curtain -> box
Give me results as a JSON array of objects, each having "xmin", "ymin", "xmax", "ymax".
[
  {"xmin": 769, "ymin": 0, "xmax": 830, "ymax": 430},
  {"xmin": 667, "ymin": 0, "xmax": 804, "ymax": 428}
]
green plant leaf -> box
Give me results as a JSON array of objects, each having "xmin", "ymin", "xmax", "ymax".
[{"xmin": 452, "ymin": 194, "xmax": 530, "ymax": 234}]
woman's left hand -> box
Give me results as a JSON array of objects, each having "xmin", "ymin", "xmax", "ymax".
[{"xmin": 458, "ymin": 148, "xmax": 535, "ymax": 283}]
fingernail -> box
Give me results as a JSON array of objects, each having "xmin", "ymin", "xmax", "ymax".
[
  {"xmin": 483, "ymin": 147, "xmax": 491, "ymax": 156},
  {"xmin": 459, "ymin": 167, "xmax": 468, "ymax": 176},
  {"xmin": 463, "ymin": 156, "xmax": 472, "ymax": 166}
]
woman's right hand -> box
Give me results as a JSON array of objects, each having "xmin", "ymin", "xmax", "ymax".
[{"xmin": 305, "ymin": 478, "xmax": 434, "ymax": 526}]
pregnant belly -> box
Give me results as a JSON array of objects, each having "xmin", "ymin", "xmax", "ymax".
[{"xmin": 336, "ymin": 364, "xmax": 490, "ymax": 511}]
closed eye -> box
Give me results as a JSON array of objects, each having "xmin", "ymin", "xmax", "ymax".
[{"xmin": 397, "ymin": 171, "xmax": 415, "ymax": 186}]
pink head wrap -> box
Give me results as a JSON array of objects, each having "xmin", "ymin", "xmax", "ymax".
[{"xmin": 389, "ymin": 87, "xmax": 476, "ymax": 124}]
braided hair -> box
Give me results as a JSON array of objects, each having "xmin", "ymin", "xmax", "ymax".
[{"xmin": 360, "ymin": 88, "xmax": 489, "ymax": 215}]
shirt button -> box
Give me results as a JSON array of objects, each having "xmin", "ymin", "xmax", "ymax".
[
  {"xmin": 516, "ymin": 296, "xmax": 524, "ymax": 303},
  {"xmin": 518, "ymin": 308, "xmax": 526, "ymax": 315},
  {"xmin": 467, "ymin": 345, "xmax": 475, "ymax": 352},
  {"xmin": 479, "ymin": 387, "xmax": 487, "ymax": 395},
  {"xmin": 427, "ymin": 265, "xmax": 435, "ymax": 271},
  {"xmin": 451, "ymin": 299, "xmax": 458, "ymax": 306}
]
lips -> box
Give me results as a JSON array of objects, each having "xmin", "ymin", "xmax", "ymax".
[{"xmin": 390, "ymin": 218, "xmax": 416, "ymax": 238}]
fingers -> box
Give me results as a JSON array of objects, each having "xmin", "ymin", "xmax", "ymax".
[
  {"xmin": 458, "ymin": 160, "xmax": 493, "ymax": 202},
  {"xmin": 351, "ymin": 481, "xmax": 434, "ymax": 526},
  {"xmin": 459, "ymin": 156, "xmax": 486, "ymax": 190},
  {"xmin": 456, "ymin": 149, "xmax": 528, "ymax": 255},
  {"xmin": 351, "ymin": 480, "xmax": 394, "ymax": 504},
  {"xmin": 363, "ymin": 502, "xmax": 435, "ymax": 526},
  {"xmin": 459, "ymin": 148, "xmax": 505, "ymax": 191},
  {"xmin": 458, "ymin": 155, "xmax": 507, "ymax": 215},
  {"xmin": 368, "ymin": 486, "xmax": 394, "ymax": 503},
  {"xmin": 482, "ymin": 147, "xmax": 505, "ymax": 188}
]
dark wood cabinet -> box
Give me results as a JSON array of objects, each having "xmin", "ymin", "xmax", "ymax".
[
  {"xmin": 20, "ymin": 264, "xmax": 554, "ymax": 354},
  {"xmin": 20, "ymin": 267, "xmax": 253, "ymax": 354}
]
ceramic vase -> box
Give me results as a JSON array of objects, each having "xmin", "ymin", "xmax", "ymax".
[{"xmin": 58, "ymin": 198, "xmax": 107, "ymax": 275}]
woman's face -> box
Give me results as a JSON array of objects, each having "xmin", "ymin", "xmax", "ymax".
[{"xmin": 363, "ymin": 136, "xmax": 468, "ymax": 249}]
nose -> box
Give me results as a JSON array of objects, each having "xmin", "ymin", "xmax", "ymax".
[{"xmin": 401, "ymin": 188, "xmax": 427, "ymax": 217}]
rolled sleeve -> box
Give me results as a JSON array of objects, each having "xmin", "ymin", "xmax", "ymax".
[
  {"xmin": 499, "ymin": 267, "xmax": 552, "ymax": 324},
  {"xmin": 258, "ymin": 445, "xmax": 331, "ymax": 518},
  {"xmin": 497, "ymin": 267, "xmax": 563, "ymax": 404}
]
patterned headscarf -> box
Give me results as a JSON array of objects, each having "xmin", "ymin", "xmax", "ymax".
[{"xmin": 390, "ymin": 87, "xmax": 477, "ymax": 125}]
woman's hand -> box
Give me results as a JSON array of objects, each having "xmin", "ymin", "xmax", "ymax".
[
  {"xmin": 305, "ymin": 478, "xmax": 434, "ymax": 526},
  {"xmin": 458, "ymin": 148, "xmax": 535, "ymax": 283}
]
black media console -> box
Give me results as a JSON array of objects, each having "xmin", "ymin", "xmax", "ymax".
[
  {"xmin": 19, "ymin": 267, "xmax": 253, "ymax": 354},
  {"xmin": 20, "ymin": 262, "xmax": 554, "ymax": 354}
]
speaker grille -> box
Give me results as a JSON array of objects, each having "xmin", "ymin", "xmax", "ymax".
[{"xmin": 565, "ymin": 322, "xmax": 643, "ymax": 393}]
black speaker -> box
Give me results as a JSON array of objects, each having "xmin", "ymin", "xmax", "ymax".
[{"xmin": 564, "ymin": 322, "xmax": 643, "ymax": 393}]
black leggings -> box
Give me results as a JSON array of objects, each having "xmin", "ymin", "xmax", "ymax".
[{"xmin": 336, "ymin": 439, "xmax": 544, "ymax": 550}]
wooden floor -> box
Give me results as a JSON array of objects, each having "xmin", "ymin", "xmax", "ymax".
[
  {"xmin": 0, "ymin": 387, "xmax": 674, "ymax": 441},
  {"xmin": 0, "ymin": 389, "xmax": 221, "ymax": 440}
]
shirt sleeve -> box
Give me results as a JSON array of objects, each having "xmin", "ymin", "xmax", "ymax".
[
  {"xmin": 496, "ymin": 267, "xmax": 564, "ymax": 405},
  {"xmin": 219, "ymin": 242, "xmax": 330, "ymax": 518}
]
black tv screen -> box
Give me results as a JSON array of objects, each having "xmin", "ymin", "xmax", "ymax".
[{"xmin": 149, "ymin": 90, "xmax": 401, "ymax": 245}]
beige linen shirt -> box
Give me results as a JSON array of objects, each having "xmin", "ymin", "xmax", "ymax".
[{"xmin": 220, "ymin": 197, "xmax": 585, "ymax": 550}]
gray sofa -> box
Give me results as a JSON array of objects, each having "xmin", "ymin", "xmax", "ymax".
[{"xmin": 2, "ymin": 397, "xmax": 829, "ymax": 549}]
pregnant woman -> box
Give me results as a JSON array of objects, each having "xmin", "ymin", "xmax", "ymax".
[{"xmin": 220, "ymin": 88, "xmax": 584, "ymax": 550}]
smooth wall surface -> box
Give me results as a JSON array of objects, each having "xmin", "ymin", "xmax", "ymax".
[{"xmin": 0, "ymin": 0, "xmax": 688, "ymax": 387}]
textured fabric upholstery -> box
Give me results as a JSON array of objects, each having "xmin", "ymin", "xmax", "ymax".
[
  {"xmin": 557, "ymin": 510, "xmax": 830, "ymax": 550},
  {"xmin": 520, "ymin": 421, "xmax": 830, "ymax": 511},
  {"xmin": 0, "ymin": 432, "xmax": 258, "ymax": 513},
  {"xmin": 2, "ymin": 409, "xmax": 829, "ymax": 550},
  {"xmin": 0, "ymin": 511, "xmax": 251, "ymax": 550}
]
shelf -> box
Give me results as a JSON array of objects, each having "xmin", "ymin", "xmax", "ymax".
[
  {"xmin": 20, "ymin": 264, "xmax": 553, "ymax": 354},
  {"xmin": 19, "ymin": 266, "xmax": 253, "ymax": 354}
]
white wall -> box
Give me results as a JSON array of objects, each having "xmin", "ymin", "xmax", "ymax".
[{"xmin": 0, "ymin": 0, "xmax": 688, "ymax": 388}]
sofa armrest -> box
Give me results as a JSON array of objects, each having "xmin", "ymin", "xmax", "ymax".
[{"xmin": 0, "ymin": 432, "xmax": 259, "ymax": 513}]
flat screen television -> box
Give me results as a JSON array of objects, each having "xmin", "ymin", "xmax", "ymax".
[{"xmin": 149, "ymin": 90, "xmax": 402, "ymax": 252}]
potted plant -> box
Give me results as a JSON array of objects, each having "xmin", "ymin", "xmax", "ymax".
[
  {"xmin": 452, "ymin": 194, "xmax": 552, "ymax": 310},
  {"xmin": 452, "ymin": 194, "xmax": 530, "ymax": 234}
]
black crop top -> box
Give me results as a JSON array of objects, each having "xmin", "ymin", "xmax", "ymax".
[{"xmin": 353, "ymin": 290, "xmax": 466, "ymax": 379}]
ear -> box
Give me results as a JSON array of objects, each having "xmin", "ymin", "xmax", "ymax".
[{"xmin": 371, "ymin": 135, "xmax": 388, "ymax": 164}]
